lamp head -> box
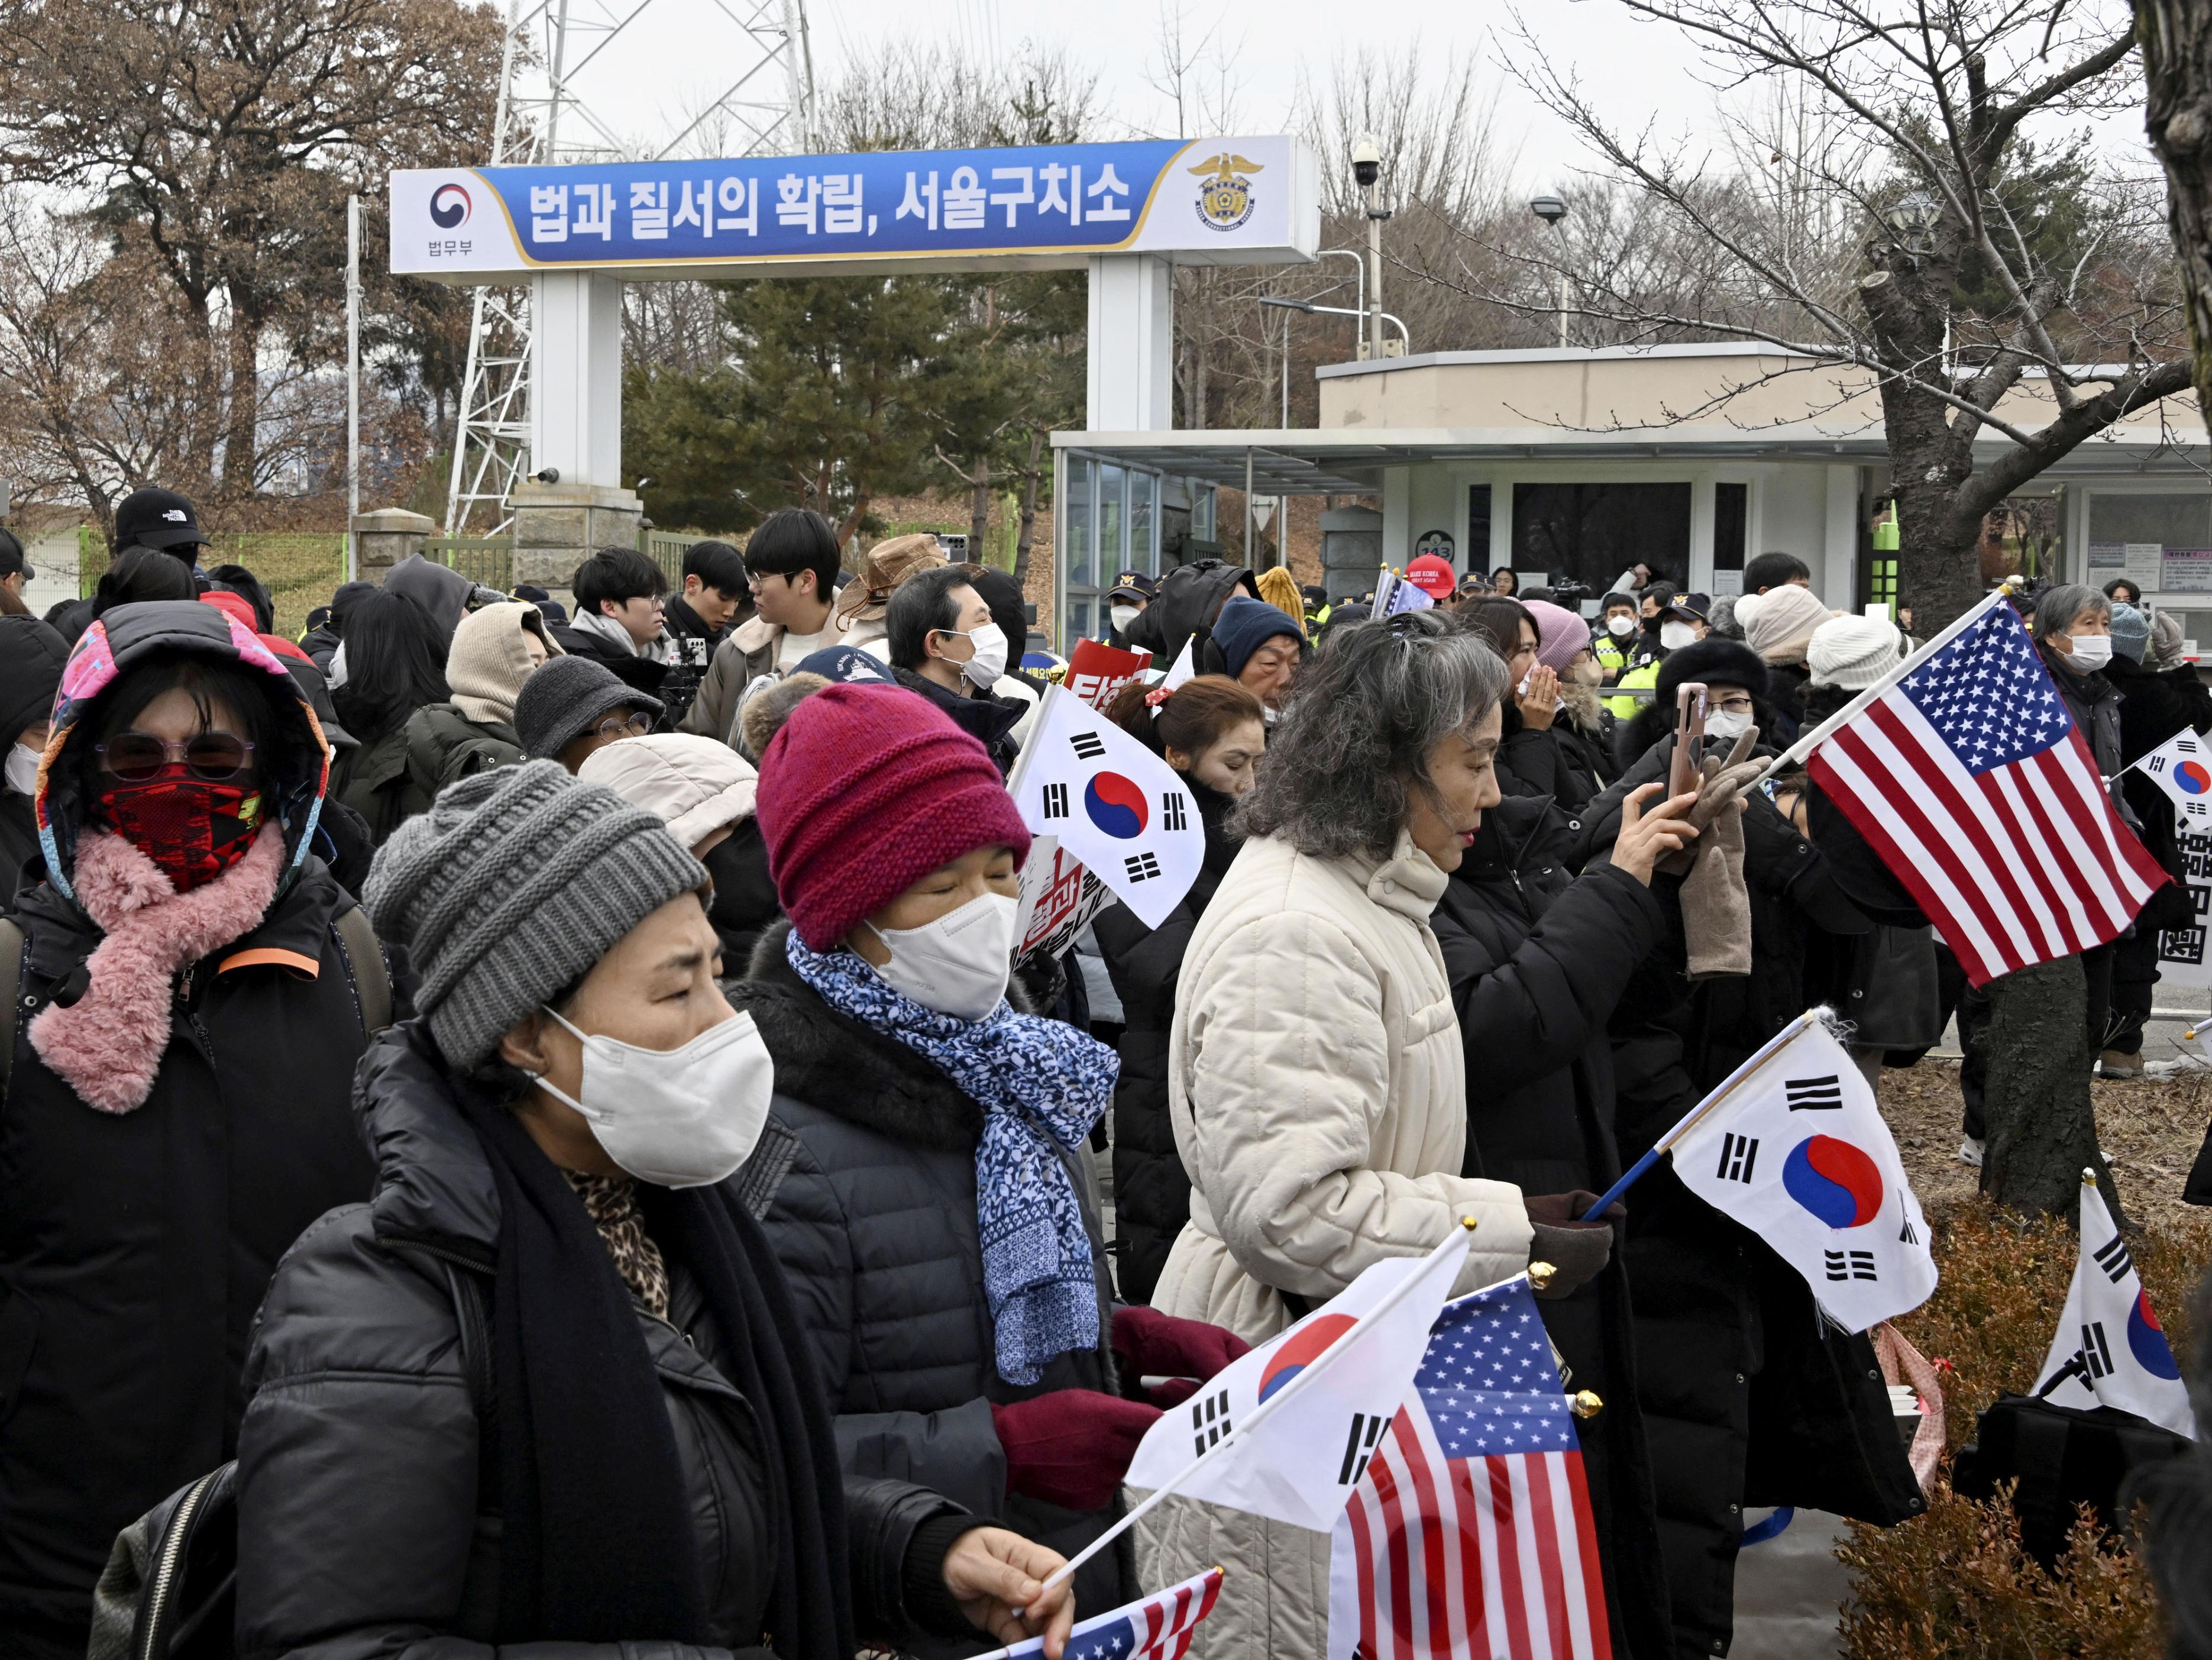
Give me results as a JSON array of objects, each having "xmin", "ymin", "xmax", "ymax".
[{"xmin": 1530, "ymin": 194, "xmax": 1568, "ymax": 225}]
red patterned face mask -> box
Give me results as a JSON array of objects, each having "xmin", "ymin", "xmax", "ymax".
[{"xmin": 95, "ymin": 767, "xmax": 263, "ymax": 892}]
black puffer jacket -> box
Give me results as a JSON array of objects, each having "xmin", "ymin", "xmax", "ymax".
[
  {"xmin": 0, "ymin": 603, "xmax": 398, "ymax": 1658},
  {"xmin": 1495, "ymin": 703, "xmax": 1602, "ymax": 812},
  {"xmin": 402, "ymin": 702, "xmax": 525, "ymax": 814},
  {"xmin": 731, "ymin": 925, "xmax": 1134, "ymax": 1646},
  {"xmin": 236, "ymin": 1023, "xmax": 968, "ymax": 1659},
  {"xmin": 551, "ymin": 618, "xmax": 672, "ymax": 702},
  {"xmin": 1093, "ymin": 782, "xmax": 1240, "ymax": 1304},
  {"xmin": 0, "ymin": 615, "xmax": 67, "ymax": 911},
  {"xmin": 1428, "ymin": 795, "xmax": 1673, "ymax": 1659},
  {"xmin": 891, "ymin": 670, "xmax": 1025, "ymax": 780}
]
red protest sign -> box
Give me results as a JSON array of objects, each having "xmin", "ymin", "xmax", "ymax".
[{"xmin": 1065, "ymin": 638, "xmax": 1153, "ymax": 712}]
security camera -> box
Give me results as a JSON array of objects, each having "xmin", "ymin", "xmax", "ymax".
[
  {"xmin": 1351, "ymin": 135, "xmax": 1383, "ymax": 189},
  {"xmin": 1529, "ymin": 195, "xmax": 1568, "ymax": 225},
  {"xmin": 532, "ymin": 466, "xmax": 561, "ymax": 484}
]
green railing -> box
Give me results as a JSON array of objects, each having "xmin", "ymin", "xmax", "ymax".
[{"xmin": 425, "ymin": 537, "xmax": 513, "ymax": 592}]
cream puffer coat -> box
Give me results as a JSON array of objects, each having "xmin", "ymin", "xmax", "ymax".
[{"xmin": 1137, "ymin": 828, "xmax": 1532, "ymax": 1660}]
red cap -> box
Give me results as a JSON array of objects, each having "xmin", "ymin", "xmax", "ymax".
[
  {"xmin": 756, "ymin": 684, "xmax": 1032, "ymax": 950},
  {"xmin": 1406, "ymin": 555, "xmax": 1457, "ymax": 598}
]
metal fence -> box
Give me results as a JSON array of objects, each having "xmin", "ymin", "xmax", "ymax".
[{"xmin": 425, "ymin": 537, "xmax": 513, "ymax": 592}]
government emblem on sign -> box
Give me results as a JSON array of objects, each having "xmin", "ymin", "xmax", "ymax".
[{"xmin": 1189, "ymin": 153, "xmax": 1262, "ymax": 231}]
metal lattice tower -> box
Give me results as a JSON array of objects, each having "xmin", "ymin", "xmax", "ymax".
[{"xmin": 444, "ymin": 0, "xmax": 816, "ymax": 534}]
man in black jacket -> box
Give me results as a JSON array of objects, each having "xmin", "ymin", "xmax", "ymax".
[
  {"xmin": 660, "ymin": 539, "xmax": 750, "ymax": 730},
  {"xmin": 0, "ymin": 614, "xmax": 66, "ymax": 910},
  {"xmin": 550, "ymin": 545, "xmax": 672, "ymax": 703},
  {"xmin": 885, "ymin": 566, "xmax": 1025, "ymax": 777}
]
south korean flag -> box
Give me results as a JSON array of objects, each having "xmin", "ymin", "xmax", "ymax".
[
  {"xmin": 2032, "ymin": 1171, "xmax": 2197, "ymax": 1438},
  {"xmin": 2137, "ymin": 729, "xmax": 2212, "ymax": 825},
  {"xmin": 1009, "ymin": 684, "xmax": 1205, "ymax": 927},
  {"xmin": 1670, "ymin": 1017, "xmax": 1938, "ymax": 1332}
]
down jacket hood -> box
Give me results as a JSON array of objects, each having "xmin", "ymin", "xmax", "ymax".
[{"xmin": 35, "ymin": 599, "xmax": 331, "ymax": 902}]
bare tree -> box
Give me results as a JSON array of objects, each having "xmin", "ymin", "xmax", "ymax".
[
  {"xmin": 2139, "ymin": 0, "xmax": 2212, "ymax": 437},
  {"xmin": 1435, "ymin": 0, "xmax": 2190, "ymax": 628}
]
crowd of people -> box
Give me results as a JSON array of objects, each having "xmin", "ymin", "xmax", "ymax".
[{"xmin": 0, "ymin": 484, "xmax": 2196, "ymax": 1660}]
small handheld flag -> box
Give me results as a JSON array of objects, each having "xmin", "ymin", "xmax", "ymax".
[
  {"xmin": 1374, "ymin": 567, "xmax": 1437, "ymax": 618},
  {"xmin": 976, "ymin": 1568, "xmax": 1225, "ymax": 1660},
  {"xmin": 1667, "ymin": 1016, "xmax": 1937, "ymax": 1332},
  {"xmin": 1008, "ymin": 684, "xmax": 1206, "ymax": 928},
  {"xmin": 1327, "ymin": 1277, "xmax": 1612, "ymax": 1660},
  {"xmin": 2032, "ymin": 1170, "xmax": 2196, "ymax": 1439},
  {"xmin": 2134, "ymin": 728, "xmax": 2212, "ymax": 826}
]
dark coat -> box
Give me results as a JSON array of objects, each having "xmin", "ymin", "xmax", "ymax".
[
  {"xmin": 550, "ymin": 619, "xmax": 673, "ymax": 703},
  {"xmin": 704, "ymin": 816, "xmax": 784, "ymax": 971},
  {"xmin": 0, "ymin": 790, "xmax": 38, "ymax": 914},
  {"xmin": 661, "ymin": 593, "xmax": 731, "ymax": 732},
  {"xmin": 1092, "ymin": 782, "xmax": 1240, "ymax": 1305},
  {"xmin": 402, "ymin": 702, "xmax": 524, "ymax": 815},
  {"xmin": 235, "ymin": 1024, "xmax": 968, "ymax": 1659},
  {"xmin": 730, "ymin": 924, "xmax": 1135, "ymax": 1645},
  {"xmin": 1496, "ymin": 702, "xmax": 1603, "ymax": 812},
  {"xmin": 891, "ymin": 669, "xmax": 1024, "ymax": 779},
  {"xmin": 1427, "ymin": 794, "xmax": 1673, "ymax": 1659},
  {"xmin": 330, "ymin": 722, "xmax": 414, "ymax": 844},
  {"xmin": 1120, "ymin": 560, "xmax": 1258, "ymax": 666},
  {"xmin": 2039, "ymin": 641, "xmax": 2129, "ymax": 819},
  {"xmin": 0, "ymin": 860, "xmax": 392, "ymax": 1653},
  {"xmin": 2111, "ymin": 652, "xmax": 2212, "ymax": 932}
]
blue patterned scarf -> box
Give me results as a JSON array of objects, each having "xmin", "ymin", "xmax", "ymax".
[{"xmin": 784, "ymin": 931, "xmax": 1118, "ymax": 1385}]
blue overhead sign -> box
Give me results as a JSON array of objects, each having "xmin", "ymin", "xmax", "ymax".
[{"xmin": 393, "ymin": 136, "xmax": 1318, "ymax": 280}]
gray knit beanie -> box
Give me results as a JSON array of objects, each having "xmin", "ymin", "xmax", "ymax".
[
  {"xmin": 2110, "ymin": 602, "xmax": 2151, "ymax": 664},
  {"xmin": 513, "ymin": 654, "xmax": 666, "ymax": 760},
  {"xmin": 363, "ymin": 760, "xmax": 706, "ymax": 1067}
]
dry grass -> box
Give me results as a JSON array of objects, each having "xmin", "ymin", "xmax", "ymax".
[{"xmin": 1826, "ymin": 1059, "xmax": 2212, "ymax": 1658}]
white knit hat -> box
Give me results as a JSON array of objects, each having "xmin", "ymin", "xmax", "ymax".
[
  {"xmin": 578, "ymin": 732, "xmax": 759, "ymax": 849},
  {"xmin": 1807, "ymin": 613, "xmax": 1907, "ymax": 690},
  {"xmin": 1739, "ymin": 583, "xmax": 1832, "ymax": 663}
]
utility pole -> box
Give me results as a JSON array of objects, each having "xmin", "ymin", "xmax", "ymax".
[
  {"xmin": 1531, "ymin": 195, "xmax": 1569, "ymax": 349},
  {"xmin": 1352, "ymin": 136, "xmax": 1387, "ymax": 360},
  {"xmin": 346, "ymin": 193, "xmax": 361, "ymax": 580}
]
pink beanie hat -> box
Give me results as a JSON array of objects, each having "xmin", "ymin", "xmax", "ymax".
[
  {"xmin": 1522, "ymin": 600, "xmax": 1592, "ymax": 677},
  {"xmin": 755, "ymin": 683, "xmax": 1031, "ymax": 950}
]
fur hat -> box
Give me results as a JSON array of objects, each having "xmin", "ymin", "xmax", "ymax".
[{"xmin": 1655, "ymin": 637, "xmax": 1770, "ymax": 703}]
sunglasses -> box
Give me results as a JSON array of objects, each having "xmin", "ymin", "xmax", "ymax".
[{"xmin": 96, "ymin": 731, "xmax": 255, "ymax": 781}]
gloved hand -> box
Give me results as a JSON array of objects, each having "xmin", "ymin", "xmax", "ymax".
[
  {"xmin": 1657, "ymin": 726, "xmax": 1763, "ymax": 877},
  {"xmin": 1681, "ymin": 750, "xmax": 1761, "ymax": 979},
  {"xmin": 1111, "ymin": 1304, "xmax": 1252, "ymax": 1407},
  {"xmin": 990, "ymin": 1390, "xmax": 1162, "ymax": 1510},
  {"xmin": 1524, "ymin": 1191, "xmax": 1622, "ymax": 1301}
]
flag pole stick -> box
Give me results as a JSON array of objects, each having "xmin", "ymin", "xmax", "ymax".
[
  {"xmin": 1014, "ymin": 1221, "xmax": 1477, "ymax": 1611},
  {"xmin": 1750, "ymin": 590, "xmax": 2009, "ymax": 787},
  {"xmin": 1580, "ymin": 1008, "xmax": 1825, "ymax": 1220}
]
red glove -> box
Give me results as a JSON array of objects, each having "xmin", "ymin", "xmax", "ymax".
[
  {"xmin": 990, "ymin": 1390, "xmax": 1162, "ymax": 1511},
  {"xmin": 1112, "ymin": 1304, "xmax": 1253, "ymax": 1407}
]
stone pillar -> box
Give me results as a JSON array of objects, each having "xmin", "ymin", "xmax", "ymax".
[
  {"xmin": 1320, "ymin": 503, "xmax": 1384, "ymax": 602},
  {"xmin": 352, "ymin": 508, "xmax": 435, "ymax": 583},
  {"xmin": 508, "ymin": 480, "xmax": 643, "ymax": 593}
]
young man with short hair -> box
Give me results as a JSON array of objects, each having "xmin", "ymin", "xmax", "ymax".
[
  {"xmin": 884, "ymin": 564, "xmax": 1023, "ymax": 776},
  {"xmin": 551, "ymin": 545, "xmax": 671, "ymax": 705},
  {"xmin": 1743, "ymin": 550, "xmax": 1813, "ymax": 596},
  {"xmin": 679, "ymin": 507, "xmax": 843, "ymax": 747},
  {"xmin": 660, "ymin": 538, "xmax": 750, "ymax": 729}
]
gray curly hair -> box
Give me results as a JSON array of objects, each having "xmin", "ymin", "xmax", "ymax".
[{"xmin": 1237, "ymin": 609, "xmax": 1511, "ymax": 859}]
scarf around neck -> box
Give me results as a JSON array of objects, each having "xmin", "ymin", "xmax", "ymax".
[{"xmin": 784, "ymin": 929, "xmax": 1117, "ymax": 1385}]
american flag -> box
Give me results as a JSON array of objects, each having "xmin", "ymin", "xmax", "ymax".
[
  {"xmin": 1806, "ymin": 595, "xmax": 2166, "ymax": 988},
  {"xmin": 1331, "ymin": 1278, "xmax": 1610, "ymax": 1660},
  {"xmin": 996, "ymin": 1568, "xmax": 1223, "ymax": 1660}
]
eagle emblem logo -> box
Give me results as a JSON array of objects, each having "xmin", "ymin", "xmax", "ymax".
[{"xmin": 1188, "ymin": 153, "xmax": 1262, "ymax": 231}]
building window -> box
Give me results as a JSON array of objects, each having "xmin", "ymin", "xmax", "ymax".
[
  {"xmin": 1712, "ymin": 483, "xmax": 1748, "ymax": 594},
  {"xmin": 2086, "ymin": 492, "xmax": 2205, "ymax": 594},
  {"xmin": 1099, "ymin": 465, "xmax": 1126, "ymax": 583},
  {"xmin": 1469, "ymin": 485, "xmax": 1492, "ymax": 576},
  {"xmin": 1512, "ymin": 482, "xmax": 1692, "ymax": 595},
  {"xmin": 1131, "ymin": 471, "xmax": 1156, "ymax": 576},
  {"xmin": 1066, "ymin": 458, "xmax": 1095, "ymax": 592}
]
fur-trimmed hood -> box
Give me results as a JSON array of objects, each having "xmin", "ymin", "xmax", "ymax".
[{"xmin": 727, "ymin": 919, "xmax": 1036, "ymax": 1154}]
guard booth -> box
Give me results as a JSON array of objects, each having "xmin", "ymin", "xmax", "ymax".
[{"xmin": 393, "ymin": 140, "xmax": 1320, "ymax": 604}]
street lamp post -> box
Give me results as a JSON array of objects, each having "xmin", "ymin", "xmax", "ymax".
[
  {"xmin": 1530, "ymin": 194, "xmax": 1569, "ymax": 349},
  {"xmin": 1260, "ymin": 294, "xmax": 1410, "ymax": 353}
]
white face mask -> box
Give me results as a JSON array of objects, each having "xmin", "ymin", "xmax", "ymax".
[
  {"xmin": 2062, "ymin": 635, "xmax": 2113, "ymax": 673},
  {"xmin": 1660, "ymin": 621, "xmax": 1699, "ymax": 651},
  {"xmin": 5, "ymin": 742, "xmax": 38, "ymax": 796},
  {"xmin": 865, "ymin": 890, "xmax": 1017, "ymax": 1021},
  {"xmin": 1110, "ymin": 603, "xmax": 1140, "ymax": 634},
  {"xmin": 1705, "ymin": 709, "xmax": 1754, "ymax": 744},
  {"xmin": 532, "ymin": 1006, "xmax": 774, "ymax": 1189},
  {"xmin": 950, "ymin": 621, "xmax": 1009, "ymax": 689},
  {"xmin": 1606, "ymin": 616, "xmax": 1636, "ymax": 637}
]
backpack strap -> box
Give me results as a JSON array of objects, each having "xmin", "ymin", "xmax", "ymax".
[
  {"xmin": 0, "ymin": 916, "xmax": 21, "ymax": 1103},
  {"xmin": 332, "ymin": 905, "xmax": 393, "ymax": 1036}
]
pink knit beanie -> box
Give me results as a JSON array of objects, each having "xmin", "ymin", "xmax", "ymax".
[
  {"xmin": 1522, "ymin": 599, "xmax": 1592, "ymax": 677},
  {"xmin": 756, "ymin": 683, "xmax": 1032, "ymax": 950}
]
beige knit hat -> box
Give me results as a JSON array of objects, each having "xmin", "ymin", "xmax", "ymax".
[
  {"xmin": 1738, "ymin": 583, "xmax": 1832, "ymax": 665},
  {"xmin": 446, "ymin": 600, "xmax": 561, "ymax": 726}
]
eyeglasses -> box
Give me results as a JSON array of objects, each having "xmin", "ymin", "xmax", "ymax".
[
  {"xmin": 589, "ymin": 710, "xmax": 654, "ymax": 742},
  {"xmin": 1710, "ymin": 695, "xmax": 1755, "ymax": 714},
  {"xmin": 96, "ymin": 731, "xmax": 254, "ymax": 781}
]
